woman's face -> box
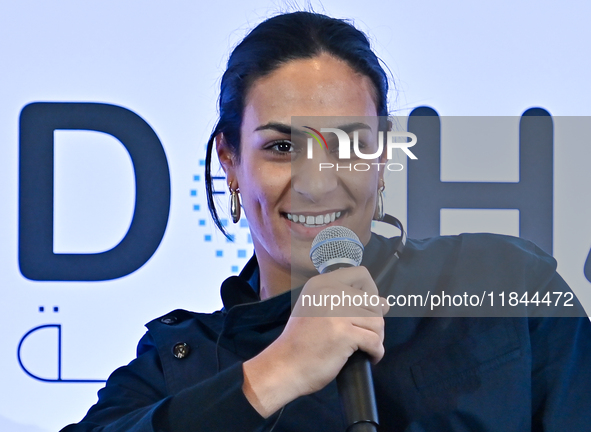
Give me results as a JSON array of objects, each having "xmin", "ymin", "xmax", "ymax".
[{"xmin": 219, "ymin": 53, "xmax": 384, "ymax": 289}]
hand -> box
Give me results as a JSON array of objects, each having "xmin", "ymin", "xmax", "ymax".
[{"xmin": 242, "ymin": 266, "xmax": 389, "ymax": 417}]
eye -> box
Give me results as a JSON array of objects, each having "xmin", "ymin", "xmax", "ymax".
[{"xmin": 268, "ymin": 140, "xmax": 295, "ymax": 155}]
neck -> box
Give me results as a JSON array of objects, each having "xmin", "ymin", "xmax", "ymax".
[
  {"xmin": 258, "ymin": 259, "xmax": 313, "ymax": 300},
  {"xmin": 253, "ymin": 229, "xmax": 374, "ymax": 300},
  {"xmin": 252, "ymin": 241, "xmax": 315, "ymax": 300}
]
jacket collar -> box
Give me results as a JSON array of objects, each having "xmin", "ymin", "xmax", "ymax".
[
  {"xmin": 216, "ymin": 233, "xmax": 401, "ymax": 337},
  {"xmin": 220, "ymin": 255, "xmax": 261, "ymax": 310},
  {"xmin": 219, "ymin": 232, "xmax": 399, "ymax": 311}
]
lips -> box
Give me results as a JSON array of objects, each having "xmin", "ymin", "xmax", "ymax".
[{"xmin": 285, "ymin": 211, "xmax": 342, "ymax": 227}]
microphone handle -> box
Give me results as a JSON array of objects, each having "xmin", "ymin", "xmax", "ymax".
[
  {"xmin": 319, "ymin": 262, "xmax": 379, "ymax": 431},
  {"xmin": 336, "ymin": 351, "xmax": 379, "ymax": 432}
]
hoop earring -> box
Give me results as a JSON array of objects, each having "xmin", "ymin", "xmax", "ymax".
[
  {"xmin": 229, "ymin": 185, "xmax": 241, "ymax": 224},
  {"xmin": 373, "ymin": 186, "xmax": 384, "ymax": 221}
]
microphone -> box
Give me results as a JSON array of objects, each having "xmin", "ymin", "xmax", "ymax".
[{"xmin": 310, "ymin": 226, "xmax": 379, "ymax": 432}]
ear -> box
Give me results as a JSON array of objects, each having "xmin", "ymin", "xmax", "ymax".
[{"xmin": 216, "ymin": 133, "xmax": 238, "ymax": 185}]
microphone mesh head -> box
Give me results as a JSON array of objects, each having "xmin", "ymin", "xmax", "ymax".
[{"xmin": 310, "ymin": 226, "xmax": 364, "ymax": 272}]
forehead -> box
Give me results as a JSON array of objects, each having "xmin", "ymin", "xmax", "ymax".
[{"xmin": 243, "ymin": 54, "xmax": 378, "ymax": 127}]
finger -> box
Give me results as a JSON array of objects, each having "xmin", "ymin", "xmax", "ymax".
[
  {"xmin": 318, "ymin": 266, "xmax": 379, "ymax": 296},
  {"xmin": 348, "ymin": 325, "xmax": 385, "ymax": 363},
  {"xmin": 325, "ymin": 289, "xmax": 387, "ymax": 316},
  {"xmin": 351, "ymin": 314, "xmax": 385, "ymax": 334}
]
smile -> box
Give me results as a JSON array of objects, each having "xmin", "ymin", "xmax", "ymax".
[{"xmin": 285, "ymin": 211, "xmax": 342, "ymax": 227}]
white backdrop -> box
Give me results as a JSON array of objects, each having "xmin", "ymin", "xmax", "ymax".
[{"xmin": 1, "ymin": 1, "xmax": 591, "ymax": 431}]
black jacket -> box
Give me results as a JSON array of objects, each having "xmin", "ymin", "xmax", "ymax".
[{"xmin": 61, "ymin": 234, "xmax": 591, "ymax": 431}]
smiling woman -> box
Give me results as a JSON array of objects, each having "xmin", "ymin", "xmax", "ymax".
[
  {"xmin": 61, "ymin": 11, "xmax": 591, "ymax": 432},
  {"xmin": 218, "ymin": 54, "xmax": 383, "ymax": 294}
]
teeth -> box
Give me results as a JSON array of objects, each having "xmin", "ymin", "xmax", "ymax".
[{"xmin": 285, "ymin": 211, "xmax": 343, "ymax": 226}]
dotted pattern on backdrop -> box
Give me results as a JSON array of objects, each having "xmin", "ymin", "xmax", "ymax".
[{"xmin": 191, "ymin": 158, "xmax": 254, "ymax": 274}]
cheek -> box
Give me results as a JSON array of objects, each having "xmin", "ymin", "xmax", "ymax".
[
  {"xmin": 239, "ymin": 164, "xmax": 289, "ymax": 217},
  {"xmin": 346, "ymin": 170, "xmax": 379, "ymax": 198}
]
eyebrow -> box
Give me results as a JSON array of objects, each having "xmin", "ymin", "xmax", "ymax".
[
  {"xmin": 254, "ymin": 122, "xmax": 294, "ymax": 135},
  {"xmin": 337, "ymin": 122, "xmax": 373, "ymax": 134},
  {"xmin": 254, "ymin": 121, "xmax": 373, "ymax": 136}
]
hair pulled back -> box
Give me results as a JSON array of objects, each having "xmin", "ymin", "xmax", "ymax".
[{"xmin": 205, "ymin": 11, "xmax": 390, "ymax": 236}]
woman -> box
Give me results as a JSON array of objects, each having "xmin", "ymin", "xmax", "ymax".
[{"xmin": 62, "ymin": 11, "xmax": 591, "ymax": 431}]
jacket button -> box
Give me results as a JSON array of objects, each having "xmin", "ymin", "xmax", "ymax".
[
  {"xmin": 172, "ymin": 342, "xmax": 190, "ymax": 359},
  {"xmin": 160, "ymin": 315, "xmax": 178, "ymax": 325}
]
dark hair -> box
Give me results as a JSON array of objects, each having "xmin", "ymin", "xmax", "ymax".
[{"xmin": 205, "ymin": 11, "xmax": 390, "ymax": 237}]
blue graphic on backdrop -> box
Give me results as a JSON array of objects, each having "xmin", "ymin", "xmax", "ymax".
[
  {"xmin": 407, "ymin": 107, "xmax": 554, "ymax": 255},
  {"xmin": 17, "ymin": 324, "xmax": 106, "ymax": 383},
  {"xmin": 19, "ymin": 102, "xmax": 170, "ymax": 282},
  {"xmin": 21, "ymin": 102, "xmax": 586, "ymax": 281},
  {"xmin": 191, "ymin": 168, "xmax": 253, "ymax": 274}
]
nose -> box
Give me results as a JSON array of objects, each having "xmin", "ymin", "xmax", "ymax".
[{"xmin": 291, "ymin": 150, "xmax": 338, "ymax": 203}]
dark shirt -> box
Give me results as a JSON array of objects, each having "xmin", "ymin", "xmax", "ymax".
[{"xmin": 61, "ymin": 233, "xmax": 591, "ymax": 431}]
